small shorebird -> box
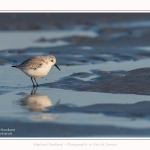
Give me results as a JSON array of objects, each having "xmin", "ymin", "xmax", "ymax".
[{"xmin": 12, "ymin": 55, "xmax": 60, "ymax": 87}]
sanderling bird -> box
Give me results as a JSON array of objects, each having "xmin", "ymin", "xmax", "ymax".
[{"xmin": 12, "ymin": 55, "xmax": 60, "ymax": 87}]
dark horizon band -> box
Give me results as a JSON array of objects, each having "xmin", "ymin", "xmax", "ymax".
[{"xmin": 55, "ymin": 64, "xmax": 60, "ymax": 71}]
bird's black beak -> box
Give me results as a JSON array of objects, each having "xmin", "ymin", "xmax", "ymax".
[{"xmin": 54, "ymin": 64, "xmax": 60, "ymax": 71}]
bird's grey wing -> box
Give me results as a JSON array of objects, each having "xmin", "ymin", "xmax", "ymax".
[{"xmin": 17, "ymin": 56, "xmax": 44, "ymax": 69}]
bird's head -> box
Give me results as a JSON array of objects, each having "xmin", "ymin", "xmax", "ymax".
[{"xmin": 48, "ymin": 55, "xmax": 60, "ymax": 71}]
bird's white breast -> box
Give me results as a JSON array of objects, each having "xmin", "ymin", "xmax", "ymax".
[{"xmin": 21, "ymin": 62, "xmax": 52, "ymax": 78}]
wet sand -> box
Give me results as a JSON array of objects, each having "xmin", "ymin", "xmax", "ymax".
[{"xmin": 46, "ymin": 67, "xmax": 150, "ymax": 95}]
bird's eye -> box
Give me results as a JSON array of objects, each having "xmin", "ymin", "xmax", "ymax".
[{"xmin": 51, "ymin": 60, "xmax": 53, "ymax": 62}]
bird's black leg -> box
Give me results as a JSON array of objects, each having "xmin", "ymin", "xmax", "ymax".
[
  {"xmin": 31, "ymin": 77, "xmax": 36, "ymax": 87},
  {"xmin": 34, "ymin": 78, "xmax": 38, "ymax": 86}
]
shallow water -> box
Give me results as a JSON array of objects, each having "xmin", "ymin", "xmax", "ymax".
[
  {"xmin": 0, "ymin": 30, "xmax": 97, "ymax": 51},
  {"xmin": 1, "ymin": 59, "xmax": 150, "ymax": 134},
  {"xmin": 1, "ymin": 87, "xmax": 150, "ymax": 129},
  {"xmin": 1, "ymin": 23, "xmax": 150, "ymax": 137}
]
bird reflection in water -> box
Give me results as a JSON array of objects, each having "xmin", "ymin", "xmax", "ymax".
[
  {"xmin": 18, "ymin": 87, "xmax": 60, "ymax": 121},
  {"xmin": 19, "ymin": 87, "xmax": 53, "ymax": 112}
]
